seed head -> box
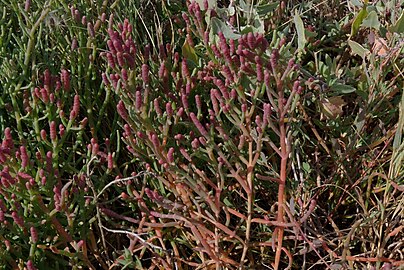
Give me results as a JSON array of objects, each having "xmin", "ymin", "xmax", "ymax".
[
  {"xmin": 121, "ymin": 68, "xmax": 128, "ymax": 82},
  {"xmin": 179, "ymin": 147, "xmax": 192, "ymax": 162},
  {"xmin": 204, "ymin": 31, "xmax": 209, "ymax": 45},
  {"xmin": 40, "ymin": 88, "xmax": 49, "ymax": 104},
  {"xmin": 25, "ymin": 0, "xmax": 31, "ymax": 12},
  {"xmin": 107, "ymin": 40, "xmax": 116, "ymax": 55},
  {"xmin": 107, "ymin": 153, "xmax": 114, "ymax": 170},
  {"xmin": 181, "ymin": 94, "xmax": 189, "ymax": 110},
  {"xmin": 12, "ymin": 211, "xmax": 24, "ymax": 228},
  {"xmin": 87, "ymin": 22, "xmax": 95, "ymax": 37},
  {"xmin": 69, "ymin": 95, "xmax": 80, "ymax": 120},
  {"xmin": 50, "ymin": 121, "xmax": 57, "ymax": 141},
  {"xmin": 116, "ymin": 52, "xmax": 124, "ymax": 67},
  {"xmin": 141, "ymin": 64, "xmax": 150, "ymax": 84},
  {"xmin": 113, "ymin": 39, "xmax": 123, "ymax": 53},
  {"xmin": 3, "ymin": 127, "xmax": 14, "ymax": 149},
  {"xmin": 117, "ymin": 100, "xmax": 128, "ymax": 120},
  {"xmin": 247, "ymin": 32, "xmax": 256, "ymax": 49},
  {"xmin": 92, "ymin": 143, "xmax": 99, "ymax": 156},
  {"xmin": 30, "ymin": 227, "xmax": 38, "ymax": 243},
  {"xmin": 167, "ymin": 147, "xmax": 175, "ymax": 163},
  {"xmin": 106, "ymin": 53, "xmax": 116, "ymax": 69},
  {"xmin": 166, "ymin": 102, "xmax": 173, "ymax": 117},
  {"xmin": 81, "ymin": 15, "xmax": 87, "ymax": 26},
  {"xmin": 135, "ymin": 91, "xmax": 142, "ymax": 111},
  {"xmin": 215, "ymin": 79, "xmax": 229, "ymax": 100},
  {"xmin": 154, "ymin": 98, "xmax": 162, "ymax": 116},
  {"xmin": 181, "ymin": 59, "xmax": 190, "ymax": 79},
  {"xmin": 151, "ymin": 134, "xmax": 160, "ymax": 150},
  {"xmin": 195, "ymin": 95, "xmax": 202, "ymax": 111},
  {"xmin": 20, "ymin": 146, "xmax": 29, "ymax": 168},
  {"xmin": 190, "ymin": 112, "xmax": 208, "ymax": 137},
  {"xmin": 59, "ymin": 124, "xmax": 65, "ymax": 137},
  {"xmin": 256, "ymin": 63, "xmax": 263, "ymax": 82}
]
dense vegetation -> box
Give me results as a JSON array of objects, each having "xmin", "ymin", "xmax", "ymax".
[{"xmin": 0, "ymin": 0, "xmax": 403, "ymax": 269}]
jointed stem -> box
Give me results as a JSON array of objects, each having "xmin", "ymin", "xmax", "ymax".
[
  {"xmin": 240, "ymin": 139, "xmax": 255, "ymax": 266},
  {"xmin": 274, "ymin": 119, "xmax": 288, "ymax": 269},
  {"xmin": 274, "ymin": 72, "xmax": 290, "ymax": 269}
]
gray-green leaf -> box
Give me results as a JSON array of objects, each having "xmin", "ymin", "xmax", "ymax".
[
  {"xmin": 362, "ymin": 11, "xmax": 380, "ymax": 30},
  {"xmin": 256, "ymin": 2, "xmax": 279, "ymax": 17},
  {"xmin": 389, "ymin": 11, "xmax": 404, "ymax": 34},
  {"xmin": 331, "ymin": 82, "xmax": 357, "ymax": 94},
  {"xmin": 293, "ymin": 10, "xmax": 306, "ymax": 51},
  {"xmin": 348, "ymin": 39, "xmax": 369, "ymax": 59},
  {"xmin": 211, "ymin": 17, "xmax": 241, "ymax": 39}
]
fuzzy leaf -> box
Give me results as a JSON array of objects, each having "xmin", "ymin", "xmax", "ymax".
[
  {"xmin": 362, "ymin": 11, "xmax": 380, "ymax": 30},
  {"xmin": 331, "ymin": 82, "xmax": 357, "ymax": 94},
  {"xmin": 293, "ymin": 10, "xmax": 306, "ymax": 51},
  {"xmin": 211, "ymin": 17, "xmax": 241, "ymax": 39},
  {"xmin": 239, "ymin": 0, "xmax": 249, "ymax": 11},
  {"xmin": 348, "ymin": 39, "xmax": 369, "ymax": 59},
  {"xmin": 349, "ymin": 0, "xmax": 363, "ymax": 7}
]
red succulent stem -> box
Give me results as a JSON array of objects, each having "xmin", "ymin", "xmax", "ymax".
[{"xmin": 274, "ymin": 76, "xmax": 289, "ymax": 269}]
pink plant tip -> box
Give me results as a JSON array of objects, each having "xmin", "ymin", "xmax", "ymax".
[
  {"xmin": 50, "ymin": 121, "xmax": 57, "ymax": 141},
  {"xmin": 27, "ymin": 260, "xmax": 37, "ymax": 270},
  {"xmin": 190, "ymin": 112, "xmax": 208, "ymax": 137},
  {"xmin": 117, "ymin": 100, "xmax": 128, "ymax": 120},
  {"xmin": 167, "ymin": 147, "xmax": 175, "ymax": 163},
  {"xmin": 30, "ymin": 227, "xmax": 38, "ymax": 243}
]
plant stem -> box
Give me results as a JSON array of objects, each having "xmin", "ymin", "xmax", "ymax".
[
  {"xmin": 240, "ymin": 137, "xmax": 254, "ymax": 266},
  {"xmin": 274, "ymin": 76, "xmax": 288, "ymax": 269}
]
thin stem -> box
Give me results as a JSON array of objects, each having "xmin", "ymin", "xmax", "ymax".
[
  {"xmin": 274, "ymin": 119, "xmax": 288, "ymax": 270},
  {"xmin": 274, "ymin": 73, "xmax": 289, "ymax": 269},
  {"xmin": 101, "ymin": 226, "xmax": 163, "ymax": 251},
  {"xmin": 240, "ymin": 135, "xmax": 255, "ymax": 266}
]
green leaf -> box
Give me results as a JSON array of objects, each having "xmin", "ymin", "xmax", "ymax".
[
  {"xmin": 302, "ymin": 162, "xmax": 311, "ymax": 173},
  {"xmin": 240, "ymin": 25, "xmax": 255, "ymax": 34},
  {"xmin": 351, "ymin": 8, "xmax": 368, "ymax": 36},
  {"xmin": 330, "ymin": 82, "xmax": 357, "ymax": 94},
  {"xmin": 182, "ymin": 39, "xmax": 198, "ymax": 64},
  {"xmin": 389, "ymin": 11, "xmax": 404, "ymax": 34},
  {"xmin": 211, "ymin": 17, "xmax": 241, "ymax": 39},
  {"xmin": 239, "ymin": 0, "xmax": 249, "ymax": 11},
  {"xmin": 256, "ymin": 2, "xmax": 279, "ymax": 17},
  {"xmin": 348, "ymin": 39, "xmax": 369, "ymax": 59},
  {"xmin": 293, "ymin": 10, "xmax": 306, "ymax": 51},
  {"xmin": 349, "ymin": 0, "xmax": 363, "ymax": 7},
  {"xmin": 252, "ymin": 17, "xmax": 265, "ymax": 33},
  {"xmin": 362, "ymin": 11, "xmax": 380, "ymax": 30},
  {"xmin": 305, "ymin": 29, "xmax": 317, "ymax": 38}
]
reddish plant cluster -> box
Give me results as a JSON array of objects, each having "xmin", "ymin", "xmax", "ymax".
[
  {"xmin": 102, "ymin": 1, "xmax": 305, "ymax": 268},
  {"xmin": 0, "ymin": 62, "xmax": 115, "ymax": 268}
]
